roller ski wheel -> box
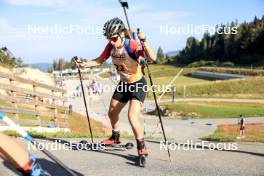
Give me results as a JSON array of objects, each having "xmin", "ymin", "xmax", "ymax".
[
  {"xmin": 105, "ymin": 142, "xmax": 134, "ymax": 151},
  {"xmin": 138, "ymin": 155, "xmax": 147, "ymax": 167},
  {"xmin": 79, "ymin": 140, "xmax": 88, "ymax": 145},
  {"xmin": 110, "ymin": 142, "xmax": 133, "ymax": 149}
]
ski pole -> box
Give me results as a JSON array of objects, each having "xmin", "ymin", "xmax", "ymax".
[
  {"xmin": 119, "ymin": 0, "xmax": 131, "ymax": 31},
  {"xmin": 118, "ymin": 0, "xmax": 136, "ymax": 40},
  {"xmin": 74, "ymin": 57, "xmax": 94, "ymax": 143},
  {"xmin": 0, "ymin": 112, "xmax": 78, "ymax": 176},
  {"xmin": 138, "ymin": 28, "xmax": 172, "ymax": 162}
]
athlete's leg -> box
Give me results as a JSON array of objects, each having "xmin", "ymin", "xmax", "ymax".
[
  {"xmin": 102, "ymin": 98, "xmax": 127, "ymax": 144},
  {"xmin": 128, "ymin": 99, "xmax": 148, "ymax": 155},
  {"xmin": 0, "ymin": 132, "xmax": 29, "ymax": 169},
  {"xmin": 0, "ymin": 132, "xmax": 50, "ymax": 175},
  {"xmin": 127, "ymin": 99, "xmax": 143, "ymax": 139},
  {"xmin": 108, "ymin": 98, "xmax": 127, "ymax": 130}
]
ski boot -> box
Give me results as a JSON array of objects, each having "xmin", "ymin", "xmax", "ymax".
[
  {"xmin": 20, "ymin": 155, "xmax": 51, "ymax": 176},
  {"xmin": 137, "ymin": 139, "xmax": 148, "ymax": 167},
  {"xmin": 101, "ymin": 130, "xmax": 120, "ymax": 145}
]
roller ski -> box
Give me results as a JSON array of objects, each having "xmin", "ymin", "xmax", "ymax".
[
  {"xmin": 101, "ymin": 130, "xmax": 134, "ymax": 151},
  {"xmin": 104, "ymin": 142, "xmax": 134, "ymax": 151}
]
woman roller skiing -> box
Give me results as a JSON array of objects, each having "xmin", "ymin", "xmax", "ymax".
[{"xmin": 75, "ymin": 17, "xmax": 156, "ymax": 166}]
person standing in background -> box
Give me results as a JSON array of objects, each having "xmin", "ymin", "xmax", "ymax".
[{"xmin": 238, "ymin": 114, "xmax": 246, "ymax": 138}]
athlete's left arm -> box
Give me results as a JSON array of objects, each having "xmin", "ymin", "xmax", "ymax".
[
  {"xmin": 137, "ymin": 31, "xmax": 156, "ymax": 61},
  {"xmin": 141, "ymin": 42, "xmax": 156, "ymax": 61}
]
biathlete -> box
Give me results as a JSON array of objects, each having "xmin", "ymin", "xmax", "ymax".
[{"xmin": 75, "ymin": 17, "xmax": 156, "ymax": 158}]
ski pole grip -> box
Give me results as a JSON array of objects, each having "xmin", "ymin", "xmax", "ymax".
[
  {"xmin": 73, "ymin": 56, "xmax": 82, "ymax": 69},
  {"xmin": 72, "ymin": 56, "xmax": 78, "ymax": 62},
  {"xmin": 119, "ymin": 0, "xmax": 129, "ymax": 9}
]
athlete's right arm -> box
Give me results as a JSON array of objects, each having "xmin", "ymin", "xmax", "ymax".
[
  {"xmin": 76, "ymin": 42, "xmax": 112, "ymax": 68},
  {"xmin": 81, "ymin": 56, "xmax": 105, "ymax": 67}
]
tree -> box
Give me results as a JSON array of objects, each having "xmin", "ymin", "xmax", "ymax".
[
  {"xmin": 0, "ymin": 50, "xmax": 12, "ymax": 65},
  {"xmin": 53, "ymin": 58, "xmax": 66, "ymax": 71},
  {"xmin": 174, "ymin": 15, "xmax": 264, "ymax": 66},
  {"xmin": 186, "ymin": 36, "xmax": 202, "ymax": 61},
  {"xmin": 201, "ymin": 31, "xmax": 211, "ymax": 59},
  {"xmin": 12, "ymin": 57, "xmax": 24, "ymax": 67},
  {"xmin": 58, "ymin": 58, "xmax": 65, "ymax": 71},
  {"xmin": 0, "ymin": 48, "xmax": 24, "ymax": 67},
  {"xmin": 156, "ymin": 46, "xmax": 165, "ymax": 64},
  {"xmin": 211, "ymin": 24, "xmax": 225, "ymax": 61},
  {"xmin": 53, "ymin": 59, "xmax": 58, "ymax": 70}
]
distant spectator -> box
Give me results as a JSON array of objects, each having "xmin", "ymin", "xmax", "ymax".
[
  {"xmin": 238, "ymin": 114, "xmax": 246, "ymax": 138},
  {"xmin": 76, "ymin": 84, "xmax": 81, "ymax": 97},
  {"xmin": 90, "ymin": 77, "xmax": 101, "ymax": 95},
  {"xmin": 69, "ymin": 104, "xmax": 73, "ymax": 115},
  {"xmin": 172, "ymin": 87, "xmax": 176, "ymax": 103}
]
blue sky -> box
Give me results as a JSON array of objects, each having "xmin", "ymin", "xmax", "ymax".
[{"xmin": 0, "ymin": 0, "xmax": 263, "ymax": 64}]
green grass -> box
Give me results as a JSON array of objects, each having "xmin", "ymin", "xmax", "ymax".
[
  {"xmin": 144, "ymin": 65, "xmax": 264, "ymax": 99},
  {"xmin": 145, "ymin": 65, "xmax": 211, "ymax": 99},
  {"xmin": 0, "ymin": 94, "xmax": 107, "ymax": 138},
  {"xmin": 0, "ymin": 99, "xmax": 12, "ymax": 106},
  {"xmin": 151, "ymin": 75, "xmax": 210, "ymax": 86},
  {"xmin": 147, "ymin": 64, "xmax": 195, "ymax": 78},
  {"xmin": 183, "ymin": 77, "xmax": 264, "ymax": 98},
  {"xmin": 198, "ymin": 67, "xmax": 264, "ymax": 76},
  {"xmin": 67, "ymin": 112, "xmax": 106, "ymax": 138},
  {"xmin": 151, "ymin": 77, "xmax": 264, "ymax": 99},
  {"xmin": 2, "ymin": 110, "xmax": 107, "ymax": 138},
  {"xmin": 201, "ymin": 130, "xmax": 237, "ymax": 142},
  {"xmin": 201, "ymin": 123, "xmax": 264, "ymax": 143},
  {"xmin": 3, "ymin": 130, "xmax": 91, "ymax": 138},
  {"xmin": 160, "ymin": 102, "xmax": 264, "ymax": 119},
  {"xmin": 5, "ymin": 112, "xmax": 54, "ymax": 121},
  {"xmin": 146, "ymin": 75, "xmax": 211, "ymax": 99}
]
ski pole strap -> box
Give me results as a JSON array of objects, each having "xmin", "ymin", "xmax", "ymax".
[{"xmin": 0, "ymin": 112, "xmax": 33, "ymax": 142}]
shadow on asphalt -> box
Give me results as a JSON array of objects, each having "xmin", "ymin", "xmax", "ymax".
[
  {"xmin": 2, "ymin": 160, "xmax": 21, "ymax": 176},
  {"xmin": 2, "ymin": 158, "xmax": 84, "ymax": 176},
  {"xmin": 44, "ymin": 138, "xmax": 143, "ymax": 168},
  {"xmin": 145, "ymin": 140, "xmax": 264, "ymax": 158},
  {"xmin": 38, "ymin": 158, "xmax": 84, "ymax": 176}
]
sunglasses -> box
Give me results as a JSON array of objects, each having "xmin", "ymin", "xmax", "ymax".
[{"xmin": 108, "ymin": 36, "xmax": 119, "ymax": 43}]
